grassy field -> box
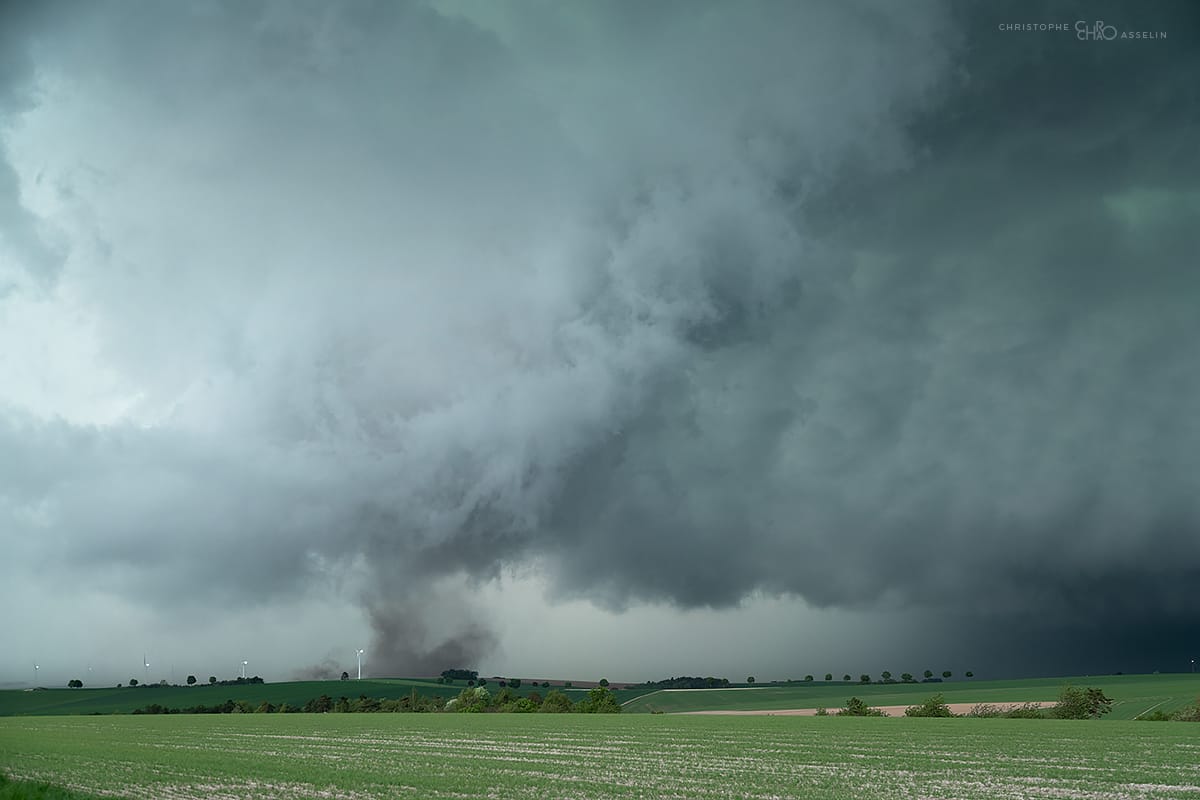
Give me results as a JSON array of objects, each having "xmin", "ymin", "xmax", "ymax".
[
  {"xmin": 0, "ymin": 680, "xmax": 654, "ymax": 717},
  {"xmin": 623, "ymin": 673, "xmax": 1200, "ymax": 719},
  {"xmin": 2, "ymin": 713, "xmax": 1199, "ymax": 799}
]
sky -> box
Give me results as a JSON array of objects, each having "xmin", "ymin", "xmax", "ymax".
[{"xmin": 1, "ymin": 0, "xmax": 1198, "ymax": 689}]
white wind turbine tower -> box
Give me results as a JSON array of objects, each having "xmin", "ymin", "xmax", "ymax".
[
  {"xmin": 241, "ymin": 660, "xmax": 248, "ymax": 679},
  {"xmin": 356, "ymin": 649, "xmax": 365, "ymax": 680}
]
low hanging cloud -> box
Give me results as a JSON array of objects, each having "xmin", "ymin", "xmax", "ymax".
[{"xmin": 1, "ymin": 0, "xmax": 1197, "ymax": 678}]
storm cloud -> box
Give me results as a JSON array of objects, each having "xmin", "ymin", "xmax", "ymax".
[{"xmin": 1, "ymin": 0, "xmax": 1197, "ymax": 683}]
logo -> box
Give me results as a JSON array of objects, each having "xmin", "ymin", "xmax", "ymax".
[{"xmin": 1075, "ymin": 20, "xmax": 1118, "ymax": 41}]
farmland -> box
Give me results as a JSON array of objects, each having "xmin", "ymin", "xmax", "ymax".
[
  {"xmin": 0, "ymin": 679, "xmax": 654, "ymax": 718},
  {"xmin": 623, "ymin": 673, "xmax": 1200, "ymax": 720},
  {"xmin": 3, "ymin": 713, "xmax": 1200, "ymax": 799}
]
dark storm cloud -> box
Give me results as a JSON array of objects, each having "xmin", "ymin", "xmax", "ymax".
[
  {"xmin": 529, "ymin": 0, "xmax": 1200, "ymax": 673},
  {"xmin": 2, "ymin": 0, "xmax": 1196, "ymax": 678}
]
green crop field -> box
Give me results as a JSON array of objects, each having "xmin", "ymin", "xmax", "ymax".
[
  {"xmin": 2, "ymin": 714, "xmax": 1199, "ymax": 799},
  {"xmin": 623, "ymin": 673, "xmax": 1200, "ymax": 719}
]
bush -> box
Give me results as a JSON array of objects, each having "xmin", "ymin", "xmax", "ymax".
[
  {"xmin": 838, "ymin": 697, "xmax": 885, "ymax": 717},
  {"xmin": 1173, "ymin": 698, "xmax": 1200, "ymax": 722},
  {"xmin": 1003, "ymin": 703, "xmax": 1046, "ymax": 719},
  {"xmin": 904, "ymin": 694, "xmax": 954, "ymax": 717},
  {"xmin": 1050, "ymin": 686, "xmax": 1112, "ymax": 719},
  {"xmin": 578, "ymin": 686, "xmax": 620, "ymax": 713},
  {"xmin": 814, "ymin": 707, "xmax": 829, "ymax": 716},
  {"xmin": 539, "ymin": 690, "xmax": 573, "ymax": 713},
  {"xmin": 1138, "ymin": 709, "xmax": 1174, "ymax": 721},
  {"xmin": 965, "ymin": 703, "xmax": 1003, "ymax": 718}
]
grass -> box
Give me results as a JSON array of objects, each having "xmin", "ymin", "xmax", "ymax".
[
  {"xmin": 2, "ymin": 713, "xmax": 1199, "ymax": 799},
  {"xmin": 0, "ymin": 679, "xmax": 655, "ymax": 717},
  {"xmin": 622, "ymin": 672, "xmax": 1200, "ymax": 719},
  {"xmin": 0, "ymin": 773, "xmax": 109, "ymax": 800}
]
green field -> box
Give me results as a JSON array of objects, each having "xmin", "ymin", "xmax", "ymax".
[
  {"xmin": 3, "ymin": 713, "xmax": 1200, "ymax": 799},
  {"xmin": 623, "ymin": 673, "xmax": 1200, "ymax": 719},
  {"xmin": 0, "ymin": 680, "xmax": 654, "ymax": 717}
]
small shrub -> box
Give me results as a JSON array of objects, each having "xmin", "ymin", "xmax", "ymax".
[
  {"xmin": 839, "ymin": 697, "xmax": 885, "ymax": 717},
  {"xmin": 1174, "ymin": 698, "xmax": 1200, "ymax": 722},
  {"xmin": 965, "ymin": 703, "xmax": 1003, "ymax": 718},
  {"xmin": 904, "ymin": 694, "xmax": 954, "ymax": 717},
  {"xmin": 1003, "ymin": 703, "xmax": 1046, "ymax": 719},
  {"xmin": 1138, "ymin": 709, "xmax": 1174, "ymax": 721},
  {"xmin": 814, "ymin": 707, "xmax": 828, "ymax": 716}
]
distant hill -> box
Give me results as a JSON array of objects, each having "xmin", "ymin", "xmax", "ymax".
[
  {"xmin": 621, "ymin": 673, "xmax": 1200, "ymax": 720},
  {"xmin": 0, "ymin": 678, "xmax": 657, "ymax": 717}
]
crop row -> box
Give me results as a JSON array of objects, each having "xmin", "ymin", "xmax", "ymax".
[{"xmin": 3, "ymin": 714, "xmax": 1199, "ymax": 799}]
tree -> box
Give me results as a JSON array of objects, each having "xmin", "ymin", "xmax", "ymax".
[
  {"xmin": 598, "ymin": 678, "xmax": 609, "ymax": 687},
  {"xmin": 67, "ymin": 679, "xmax": 82, "ymax": 689},
  {"xmin": 804, "ymin": 675, "xmax": 814, "ymax": 682},
  {"xmin": 208, "ymin": 676, "xmax": 217, "ymax": 685},
  {"xmin": 901, "ymin": 673, "xmax": 914, "ymax": 683},
  {"xmin": 859, "ymin": 674, "xmax": 871, "ymax": 684},
  {"xmin": 186, "ymin": 675, "xmax": 197, "ymax": 686},
  {"xmin": 1051, "ymin": 686, "xmax": 1112, "ymax": 719},
  {"xmin": 965, "ymin": 671, "xmax": 974, "ymax": 678},
  {"xmin": 842, "ymin": 674, "xmax": 852, "ymax": 682},
  {"xmin": 881, "ymin": 671, "xmax": 892, "ymax": 682},
  {"xmin": 579, "ymin": 686, "xmax": 620, "ymax": 713},
  {"xmin": 539, "ymin": 690, "xmax": 573, "ymax": 713},
  {"xmin": 747, "ymin": 676, "xmax": 755, "ymax": 684},
  {"xmin": 825, "ymin": 674, "xmax": 833, "ymax": 681},
  {"xmin": 942, "ymin": 671, "xmax": 952, "ymax": 679},
  {"xmin": 341, "ymin": 671, "xmax": 350, "ymax": 681},
  {"xmin": 563, "ymin": 681, "xmax": 572, "ymax": 688},
  {"xmin": 924, "ymin": 670, "xmax": 933, "ymax": 679},
  {"xmin": 510, "ymin": 678, "xmax": 522, "ymax": 689},
  {"xmin": 129, "ymin": 678, "xmax": 138, "ymax": 687}
]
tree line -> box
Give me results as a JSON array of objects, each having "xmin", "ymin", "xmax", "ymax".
[{"xmin": 128, "ymin": 685, "xmax": 621, "ymax": 716}]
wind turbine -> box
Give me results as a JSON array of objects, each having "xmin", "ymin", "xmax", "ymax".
[
  {"xmin": 241, "ymin": 660, "xmax": 248, "ymax": 679},
  {"xmin": 34, "ymin": 664, "xmax": 39, "ymax": 686},
  {"xmin": 144, "ymin": 655, "xmax": 150, "ymax": 683},
  {"xmin": 356, "ymin": 649, "xmax": 365, "ymax": 680}
]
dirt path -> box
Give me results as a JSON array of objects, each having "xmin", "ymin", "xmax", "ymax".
[{"xmin": 677, "ymin": 701, "xmax": 1056, "ymax": 717}]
